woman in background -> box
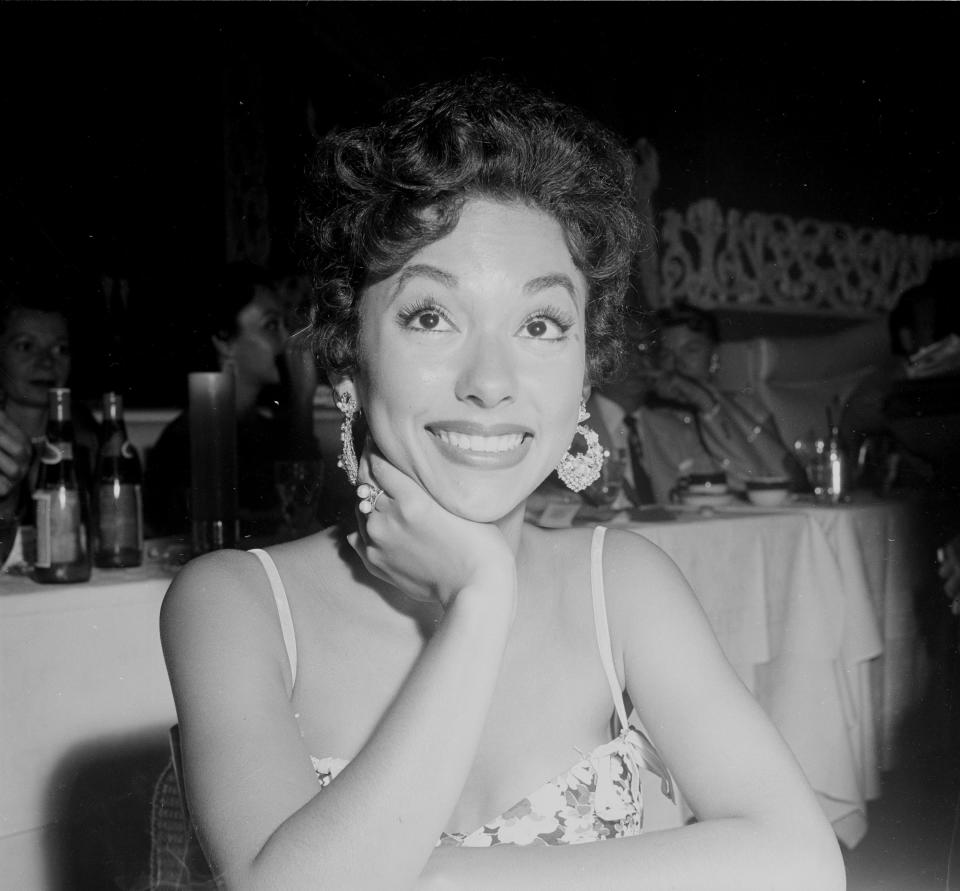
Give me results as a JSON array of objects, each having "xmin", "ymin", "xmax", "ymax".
[
  {"xmin": 0, "ymin": 280, "xmax": 98, "ymax": 521},
  {"xmin": 160, "ymin": 76, "xmax": 844, "ymax": 890},
  {"xmin": 144, "ymin": 261, "xmax": 319, "ymax": 542}
]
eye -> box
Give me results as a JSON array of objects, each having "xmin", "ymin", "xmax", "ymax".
[
  {"xmin": 397, "ymin": 300, "xmax": 455, "ymax": 333},
  {"xmin": 13, "ymin": 339, "xmax": 35, "ymax": 354},
  {"xmin": 517, "ymin": 307, "xmax": 574, "ymax": 342},
  {"xmin": 51, "ymin": 344, "xmax": 71, "ymax": 359}
]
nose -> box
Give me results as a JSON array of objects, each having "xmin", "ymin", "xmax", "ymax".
[
  {"xmin": 455, "ymin": 332, "xmax": 518, "ymax": 409},
  {"xmin": 35, "ymin": 349, "xmax": 57, "ymax": 369}
]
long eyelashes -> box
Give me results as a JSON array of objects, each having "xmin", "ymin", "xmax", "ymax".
[
  {"xmin": 519, "ymin": 305, "xmax": 576, "ymax": 339},
  {"xmin": 396, "ymin": 299, "xmax": 453, "ymax": 331},
  {"xmin": 396, "ymin": 299, "xmax": 575, "ymax": 340}
]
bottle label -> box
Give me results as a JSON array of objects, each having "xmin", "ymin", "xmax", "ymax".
[
  {"xmin": 34, "ymin": 489, "xmax": 87, "ymax": 567},
  {"xmin": 97, "ymin": 483, "xmax": 143, "ymax": 551},
  {"xmin": 40, "ymin": 440, "xmax": 73, "ymax": 465}
]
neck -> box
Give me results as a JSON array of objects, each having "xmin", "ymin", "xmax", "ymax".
[{"xmin": 493, "ymin": 500, "xmax": 528, "ymax": 555}]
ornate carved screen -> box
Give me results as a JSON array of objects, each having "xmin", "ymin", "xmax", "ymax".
[{"xmin": 659, "ymin": 199, "xmax": 960, "ymax": 317}]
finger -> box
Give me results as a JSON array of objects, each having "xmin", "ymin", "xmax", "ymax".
[
  {"xmin": 353, "ymin": 449, "xmax": 390, "ymax": 521},
  {"xmin": 0, "ymin": 440, "xmax": 30, "ymax": 470},
  {"xmin": 0, "ymin": 425, "xmax": 30, "ymax": 458},
  {"xmin": 0, "ymin": 451, "xmax": 26, "ymax": 483},
  {"xmin": 365, "ymin": 451, "xmax": 427, "ymax": 504},
  {"xmin": 346, "ymin": 528, "xmax": 392, "ymax": 586}
]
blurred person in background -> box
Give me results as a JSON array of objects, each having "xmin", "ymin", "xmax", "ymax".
[
  {"xmin": 143, "ymin": 261, "xmax": 319, "ymax": 542},
  {"xmin": 0, "ymin": 278, "xmax": 99, "ymax": 522},
  {"xmin": 632, "ymin": 303, "xmax": 803, "ymax": 502},
  {"xmin": 841, "ymin": 258, "xmax": 960, "ymax": 494}
]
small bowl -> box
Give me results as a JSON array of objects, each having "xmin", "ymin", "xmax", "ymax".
[
  {"xmin": 684, "ymin": 472, "xmax": 728, "ymax": 495},
  {"xmin": 745, "ymin": 477, "xmax": 792, "ymax": 507}
]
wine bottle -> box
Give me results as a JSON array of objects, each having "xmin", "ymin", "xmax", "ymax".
[
  {"xmin": 826, "ymin": 425, "xmax": 848, "ymax": 503},
  {"xmin": 32, "ymin": 388, "xmax": 91, "ymax": 583},
  {"xmin": 94, "ymin": 392, "xmax": 143, "ymax": 568}
]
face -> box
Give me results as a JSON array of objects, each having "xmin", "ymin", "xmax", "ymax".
[
  {"xmin": 658, "ymin": 324, "xmax": 715, "ymax": 379},
  {"xmin": 0, "ymin": 309, "xmax": 71, "ymax": 409},
  {"xmin": 348, "ymin": 199, "xmax": 588, "ymax": 523},
  {"xmin": 222, "ymin": 286, "xmax": 288, "ymax": 387}
]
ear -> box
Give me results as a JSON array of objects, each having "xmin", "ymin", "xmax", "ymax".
[{"xmin": 581, "ymin": 375, "xmax": 592, "ymax": 404}]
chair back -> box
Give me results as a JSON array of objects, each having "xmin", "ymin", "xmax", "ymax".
[{"xmin": 148, "ymin": 725, "xmax": 215, "ymax": 890}]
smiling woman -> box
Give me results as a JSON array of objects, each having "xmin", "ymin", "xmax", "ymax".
[
  {"xmin": 158, "ymin": 75, "xmax": 845, "ymax": 891},
  {"xmin": 0, "ymin": 280, "xmax": 99, "ymax": 521}
]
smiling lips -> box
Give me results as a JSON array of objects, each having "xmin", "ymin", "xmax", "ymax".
[{"xmin": 428, "ymin": 422, "xmax": 532, "ymax": 468}]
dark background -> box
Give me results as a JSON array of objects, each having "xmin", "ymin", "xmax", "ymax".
[{"xmin": 2, "ymin": 2, "xmax": 958, "ymax": 406}]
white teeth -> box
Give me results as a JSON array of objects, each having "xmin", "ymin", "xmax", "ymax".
[{"xmin": 435, "ymin": 430, "xmax": 525, "ymax": 453}]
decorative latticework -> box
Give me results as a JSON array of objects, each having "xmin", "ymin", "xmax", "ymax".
[{"xmin": 659, "ymin": 199, "xmax": 960, "ymax": 317}]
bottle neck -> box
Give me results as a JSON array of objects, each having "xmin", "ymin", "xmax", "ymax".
[{"xmin": 103, "ymin": 393, "xmax": 124, "ymax": 424}]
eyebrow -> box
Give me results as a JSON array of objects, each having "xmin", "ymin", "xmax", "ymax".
[
  {"xmin": 391, "ymin": 265, "xmax": 579, "ymax": 301},
  {"xmin": 523, "ymin": 273, "xmax": 580, "ymax": 304},
  {"xmin": 390, "ymin": 264, "xmax": 458, "ymax": 300}
]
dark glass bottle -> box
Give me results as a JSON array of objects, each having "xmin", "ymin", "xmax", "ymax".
[
  {"xmin": 32, "ymin": 388, "xmax": 91, "ymax": 583},
  {"xmin": 94, "ymin": 392, "xmax": 143, "ymax": 568}
]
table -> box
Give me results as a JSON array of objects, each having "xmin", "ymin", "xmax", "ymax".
[
  {"xmin": 611, "ymin": 496, "xmax": 933, "ymax": 848},
  {"xmin": 0, "ymin": 499, "xmax": 935, "ymax": 886},
  {"xmin": 0, "ymin": 561, "xmax": 177, "ymax": 890}
]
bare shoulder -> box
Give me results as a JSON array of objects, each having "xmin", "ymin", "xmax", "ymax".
[
  {"xmin": 592, "ymin": 527, "xmax": 720, "ymax": 659},
  {"xmin": 160, "ymin": 547, "xmax": 274, "ymax": 643},
  {"xmin": 596, "ymin": 527, "xmax": 692, "ymax": 604},
  {"xmin": 160, "ymin": 529, "xmax": 342, "ymax": 638}
]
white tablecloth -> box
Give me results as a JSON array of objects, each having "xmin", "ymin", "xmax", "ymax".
[
  {"xmin": 613, "ymin": 496, "xmax": 930, "ymax": 848},
  {"xmin": 0, "ymin": 562, "xmax": 176, "ymax": 889}
]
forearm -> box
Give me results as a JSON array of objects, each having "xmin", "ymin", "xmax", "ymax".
[
  {"xmin": 246, "ymin": 582, "xmax": 516, "ymax": 891},
  {"xmin": 420, "ymin": 815, "xmax": 844, "ymax": 891}
]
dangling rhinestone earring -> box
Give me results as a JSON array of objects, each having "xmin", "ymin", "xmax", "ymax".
[
  {"xmin": 556, "ymin": 400, "xmax": 605, "ymax": 492},
  {"xmin": 335, "ymin": 391, "xmax": 360, "ymax": 485}
]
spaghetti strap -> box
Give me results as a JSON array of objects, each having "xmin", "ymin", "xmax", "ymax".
[
  {"xmin": 590, "ymin": 526, "xmax": 630, "ymax": 732},
  {"xmin": 249, "ymin": 548, "xmax": 298, "ymax": 689}
]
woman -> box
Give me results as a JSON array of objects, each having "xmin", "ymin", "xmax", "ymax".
[
  {"xmin": 635, "ymin": 303, "xmax": 805, "ymax": 501},
  {"xmin": 160, "ymin": 77, "xmax": 844, "ymax": 890},
  {"xmin": 144, "ymin": 262, "xmax": 319, "ymax": 541},
  {"xmin": 0, "ymin": 282, "xmax": 98, "ymax": 521}
]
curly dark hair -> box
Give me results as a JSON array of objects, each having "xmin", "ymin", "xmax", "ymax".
[{"xmin": 300, "ymin": 74, "xmax": 643, "ymax": 384}]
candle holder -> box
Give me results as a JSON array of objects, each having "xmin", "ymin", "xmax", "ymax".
[{"xmin": 188, "ymin": 371, "xmax": 238, "ymax": 553}]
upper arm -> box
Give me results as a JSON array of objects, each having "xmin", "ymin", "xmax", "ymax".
[
  {"xmin": 601, "ymin": 530, "xmax": 825, "ymax": 827},
  {"xmin": 160, "ymin": 552, "xmax": 319, "ymax": 883}
]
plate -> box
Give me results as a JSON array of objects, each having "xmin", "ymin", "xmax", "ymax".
[{"xmin": 678, "ymin": 492, "xmax": 737, "ymax": 508}]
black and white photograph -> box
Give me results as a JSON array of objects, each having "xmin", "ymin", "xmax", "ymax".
[{"xmin": 1, "ymin": 3, "xmax": 959, "ymax": 889}]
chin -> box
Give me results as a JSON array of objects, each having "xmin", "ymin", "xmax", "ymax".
[{"xmin": 427, "ymin": 471, "xmax": 543, "ymax": 525}]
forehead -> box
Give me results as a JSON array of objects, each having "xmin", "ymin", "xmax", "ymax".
[
  {"xmin": 2, "ymin": 308, "xmax": 69, "ymax": 341},
  {"xmin": 236, "ymin": 287, "xmax": 281, "ymax": 325},
  {"xmin": 404, "ymin": 199, "xmax": 583, "ymax": 289}
]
